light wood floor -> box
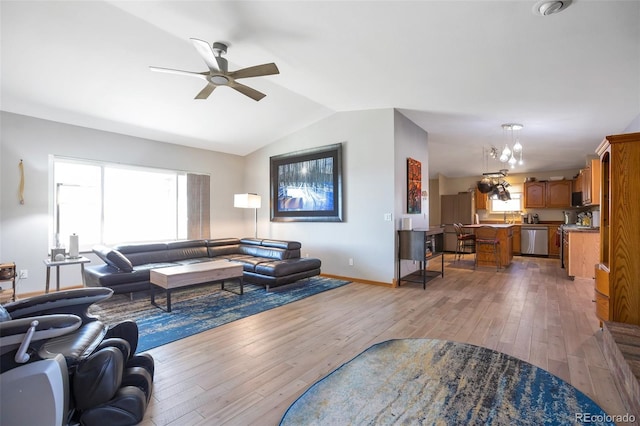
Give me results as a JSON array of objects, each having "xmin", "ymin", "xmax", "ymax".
[{"xmin": 140, "ymin": 254, "xmax": 629, "ymax": 425}]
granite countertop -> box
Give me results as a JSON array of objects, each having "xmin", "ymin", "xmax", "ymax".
[
  {"xmin": 562, "ymin": 225, "xmax": 600, "ymax": 233},
  {"xmin": 463, "ymin": 224, "xmax": 515, "ymax": 228}
]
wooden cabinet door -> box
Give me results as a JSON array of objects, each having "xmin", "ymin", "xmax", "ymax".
[
  {"xmin": 524, "ymin": 182, "xmax": 545, "ymax": 208},
  {"xmin": 563, "ymin": 232, "xmax": 569, "ymax": 271},
  {"xmin": 512, "ymin": 226, "xmax": 521, "ymax": 255},
  {"xmin": 589, "ymin": 158, "xmax": 601, "ymax": 206},
  {"xmin": 546, "ymin": 180, "xmax": 572, "ymax": 208},
  {"xmin": 575, "ymin": 171, "xmax": 583, "ymax": 194},
  {"xmin": 475, "ymin": 187, "xmax": 487, "ymax": 210},
  {"xmin": 567, "ymin": 232, "xmax": 600, "ymax": 279},
  {"xmin": 582, "ymin": 167, "xmax": 592, "ymax": 205},
  {"xmin": 548, "ymin": 225, "xmax": 560, "ymax": 257}
]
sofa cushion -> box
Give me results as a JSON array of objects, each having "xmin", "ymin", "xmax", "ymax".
[
  {"xmin": 207, "ymin": 238, "xmax": 241, "ymax": 247},
  {"xmin": 93, "ymin": 246, "xmax": 134, "ymax": 272},
  {"xmin": 226, "ymin": 255, "xmax": 274, "ymax": 272},
  {"xmin": 260, "ymin": 239, "xmax": 302, "ymax": 250},
  {"xmin": 254, "ymin": 258, "xmax": 322, "ymax": 277},
  {"xmin": 238, "ymin": 245, "xmax": 288, "ymax": 260},
  {"xmin": 207, "ymin": 244, "xmax": 241, "ymax": 258}
]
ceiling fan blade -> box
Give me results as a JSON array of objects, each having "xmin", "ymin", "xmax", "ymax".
[
  {"xmin": 229, "ymin": 81, "xmax": 266, "ymax": 101},
  {"xmin": 190, "ymin": 38, "xmax": 226, "ymax": 72},
  {"xmin": 229, "ymin": 63, "xmax": 279, "ymax": 80},
  {"xmin": 149, "ymin": 66, "xmax": 208, "ymax": 80},
  {"xmin": 195, "ymin": 83, "xmax": 216, "ymax": 100}
]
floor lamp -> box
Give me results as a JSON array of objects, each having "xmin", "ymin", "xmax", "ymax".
[{"xmin": 234, "ymin": 193, "xmax": 261, "ymax": 238}]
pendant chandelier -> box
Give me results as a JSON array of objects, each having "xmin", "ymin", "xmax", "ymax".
[{"xmin": 498, "ymin": 123, "xmax": 524, "ymax": 168}]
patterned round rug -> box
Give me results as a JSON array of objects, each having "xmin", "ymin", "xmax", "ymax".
[{"xmin": 281, "ymin": 339, "xmax": 615, "ymax": 425}]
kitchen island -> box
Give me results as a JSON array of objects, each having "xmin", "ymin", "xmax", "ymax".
[{"xmin": 463, "ymin": 224, "xmax": 514, "ymax": 269}]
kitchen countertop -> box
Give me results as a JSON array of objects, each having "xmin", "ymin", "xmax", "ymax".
[
  {"xmin": 479, "ymin": 223, "xmax": 561, "ymax": 228},
  {"xmin": 463, "ymin": 224, "xmax": 515, "ymax": 228},
  {"xmin": 561, "ymin": 225, "xmax": 600, "ymax": 233}
]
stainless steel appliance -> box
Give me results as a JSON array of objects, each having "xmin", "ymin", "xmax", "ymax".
[{"xmin": 521, "ymin": 226, "xmax": 549, "ymax": 255}]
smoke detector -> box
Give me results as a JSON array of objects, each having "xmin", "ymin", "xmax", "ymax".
[{"xmin": 533, "ymin": 0, "xmax": 572, "ymax": 16}]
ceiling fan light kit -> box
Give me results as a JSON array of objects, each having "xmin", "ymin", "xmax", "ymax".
[{"xmin": 150, "ymin": 38, "xmax": 279, "ymax": 101}]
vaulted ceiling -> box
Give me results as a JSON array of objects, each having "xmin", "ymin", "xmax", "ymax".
[{"xmin": 2, "ymin": 1, "xmax": 639, "ymax": 178}]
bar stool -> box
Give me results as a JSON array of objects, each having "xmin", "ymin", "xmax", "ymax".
[
  {"xmin": 454, "ymin": 224, "xmax": 475, "ymax": 261},
  {"xmin": 474, "ymin": 226, "xmax": 501, "ymax": 271}
]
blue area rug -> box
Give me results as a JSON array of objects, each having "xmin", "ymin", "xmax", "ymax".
[
  {"xmin": 281, "ymin": 339, "xmax": 615, "ymax": 425},
  {"xmin": 89, "ymin": 277, "xmax": 350, "ymax": 352}
]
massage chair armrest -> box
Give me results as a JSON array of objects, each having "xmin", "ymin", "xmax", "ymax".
[
  {"xmin": 3, "ymin": 288, "xmax": 113, "ymax": 323},
  {"xmin": 0, "ymin": 314, "xmax": 82, "ymax": 362}
]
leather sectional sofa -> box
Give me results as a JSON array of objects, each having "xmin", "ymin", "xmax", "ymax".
[{"xmin": 84, "ymin": 238, "xmax": 321, "ymax": 293}]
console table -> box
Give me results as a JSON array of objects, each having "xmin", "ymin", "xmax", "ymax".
[{"xmin": 397, "ymin": 227, "xmax": 444, "ymax": 289}]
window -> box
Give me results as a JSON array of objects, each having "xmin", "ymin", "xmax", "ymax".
[
  {"xmin": 489, "ymin": 192, "xmax": 523, "ymax": 213},
  {"xmin": 52, "ymin": 157, "xmax": 210, "ymax": 250}
]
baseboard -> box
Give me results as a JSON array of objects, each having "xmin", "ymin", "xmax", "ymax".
[
  {"xmin": 320, "ymin": 273, "xmax": 393, "ymax": 288},
  {"xmin": 13, "ymin": 284, "xmax": 84, "ymax": 300}
]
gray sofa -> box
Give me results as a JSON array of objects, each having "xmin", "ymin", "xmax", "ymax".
[{"xmin": 84, "ymin": 238, "xmax": 321, "ymax": 293}]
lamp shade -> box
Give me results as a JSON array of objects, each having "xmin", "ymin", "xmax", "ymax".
[{"xmin": 234, "ymin": 193, "xmax": 261, "ymax": 209}]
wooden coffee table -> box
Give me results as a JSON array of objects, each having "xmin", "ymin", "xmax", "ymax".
[{"xmin": 149, "ymin": 260, "xmax": 244, "ymax": 312}]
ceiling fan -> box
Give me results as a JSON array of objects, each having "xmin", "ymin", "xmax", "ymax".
[{"xmin": 150, "ymin": 38, "xmax": 279, "ymax": 101}]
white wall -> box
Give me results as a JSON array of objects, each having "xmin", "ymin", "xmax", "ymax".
[
  {"xmin": 244, "ymin": 109, "xmax": 399, "ymax": 283},
  {"xmin": 623, "ymin": 113, "xmax": 640, "ymax": 133},
  {"xmin": 0, "ymin": 112, "xmax": 246, "ymax": 295},
  {"xmin": 393, "ymin": 111, "xmax": 429, "ymax": 280}
]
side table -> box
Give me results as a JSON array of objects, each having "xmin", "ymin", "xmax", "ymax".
[{"xmin": 43, "ymin": 256, "xmax": 91, "ymax": 293}]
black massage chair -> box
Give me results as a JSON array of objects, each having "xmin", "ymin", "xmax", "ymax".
[{"xmin": 0, "ymin": 287, "xmax": 154, "ymax": 425}]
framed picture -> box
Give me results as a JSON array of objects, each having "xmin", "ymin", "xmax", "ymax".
[
  {"xmin": 270, "ymin": 143, "xmax": 343, "ymax": 222},
  {"xmin": 407, "ymin": 158, "xmax": 422, "ymax": 214}
]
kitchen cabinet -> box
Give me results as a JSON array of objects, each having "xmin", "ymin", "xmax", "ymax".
[
  {"xmin": 566, "ymin": 231, "xmax": 599, "ymax": 279},
  {"xmin": 594, "ymin": 132, "xmax": 640, "ymax": 326},
  {"xmin": 475, "ymin": 187, "xmax": 487, "ymax": 210},
  {"xmin": 524, "ymin": 180, "xmax": 572, "ymax": 209},
  {"xmin": 563, "ymin": 230, "xmax": 569, "ymax": 271},
  {"xmin": 546, "ymin": 180, "xmax": 572, "ymax": 208},
  {"xmin": 547, "ymin": 225, "xmax": 560, "ymax": 258},
  {"xmin": 512, "ymin": 226, "xmax": 521, "ymax": 255},
  {"xmin": 581, "ymin": 158, "xmax": 601, "ymax": 206},
  {"xmin": 524, "ymin": 182, "xmax": 545, "ymax": 208}
]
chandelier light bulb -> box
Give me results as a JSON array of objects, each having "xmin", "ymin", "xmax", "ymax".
[
  {"xmin": 513, "ymin": 138, "xmax": 522, "ymax": 153},
  {"xmin": 508, "ymin": 153, "xmax": 517, "ymax": 166},
  {"xmin": 518, "ymin": 152, "xmax": 524, "ymax": 165},
  {"xmin": 500, "ymin": 144, "xmax": 511, "ymax": 161}
]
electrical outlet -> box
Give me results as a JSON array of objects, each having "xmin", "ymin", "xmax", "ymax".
[
  {"xmin": 348, "ymin": 258, "xmax": 354, "ymax": 266},
  {"xmin": 19, "ymin": 270, "xmax": 28, "ymax": 279}
]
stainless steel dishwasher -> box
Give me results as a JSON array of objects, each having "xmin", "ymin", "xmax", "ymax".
[{"xmin": 521, "ymin": 226, "xmax": 549, "ymax": 255}]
